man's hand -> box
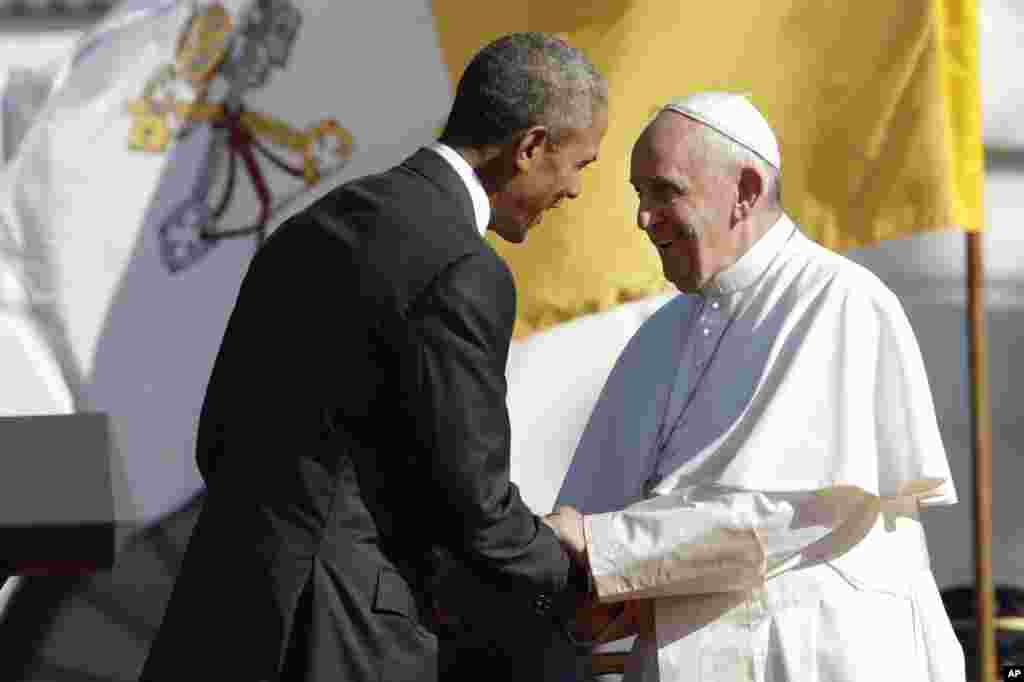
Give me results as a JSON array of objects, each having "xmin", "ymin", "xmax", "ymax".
[
  {"xmin": 544, "ymin": 505, "xmax": 595, "ymax": 615},
  {"xmin": 543, "ymin": 505, "xmax": 587, "ymax": 565},
  {"xmin": 574, "ymin": 599, "xmax": 651, "ymax": 644}
]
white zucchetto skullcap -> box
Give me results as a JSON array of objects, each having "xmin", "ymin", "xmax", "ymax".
[{"xmin": 660, "ymin": 92, "xmax": 781, "ymax": 170}]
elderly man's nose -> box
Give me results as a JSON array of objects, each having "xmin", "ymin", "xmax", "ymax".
[
  {"xmin": 638, "ymin": 208, "xmax": 653, "ymax": 231},
  {"xmin": 567, "ymin": 176, "xmax": 582, "ymax": 199}
]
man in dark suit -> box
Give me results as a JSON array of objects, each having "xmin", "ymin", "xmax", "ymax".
[{"xmin": 139, "ymin": 32, "xmax": 607, "ymax": 682}]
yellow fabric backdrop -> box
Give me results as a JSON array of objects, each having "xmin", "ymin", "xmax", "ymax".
[{"xmin": 430, "ymin": 0, "xmax": 983, "ymax": 338}]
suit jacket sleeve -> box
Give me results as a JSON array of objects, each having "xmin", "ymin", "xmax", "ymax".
[{"xmin": 406, "ymin": 250, "xmax": 572, "ymax": 600}]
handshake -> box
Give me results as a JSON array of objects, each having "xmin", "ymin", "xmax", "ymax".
[
  {"xmin": 426, "ymin": 506, "xmax": 646, "ymax": 646},
  {"xmin": 542, "ymin": 505, "xmax": 588, "ymax": 572},
  {"xmin": 542, "ymin": 506, "xmax": 649, "ymax": 646}
]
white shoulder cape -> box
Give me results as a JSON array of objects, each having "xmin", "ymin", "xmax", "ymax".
[{"xmin": 557, "ymin": 223, "xmax": 956, "ymax": 514}]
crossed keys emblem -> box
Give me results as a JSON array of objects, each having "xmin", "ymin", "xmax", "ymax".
[{"xmin": 126, "ymin": 1, "xmax": 355, "ymax": 272}]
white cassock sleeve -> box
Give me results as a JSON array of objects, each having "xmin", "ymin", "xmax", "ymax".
[{"xmin": 584, "ymin": 484, "xmax": 876, "ymax": 603}]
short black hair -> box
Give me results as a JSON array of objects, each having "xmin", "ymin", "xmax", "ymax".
[{"xmin": 439, "ymin": 32, "xmax": 607, "ymax": 149}]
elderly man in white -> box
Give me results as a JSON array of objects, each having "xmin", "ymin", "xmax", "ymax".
[{"xmin": 543, "ymin": 92, "xmax": 966, "ymax": 681}]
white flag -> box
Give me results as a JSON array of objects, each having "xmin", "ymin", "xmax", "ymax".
[{"xmin": 0, "ymin": 0, "xmax": 454, "ymax": 533}]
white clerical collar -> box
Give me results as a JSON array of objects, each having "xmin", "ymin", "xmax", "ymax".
[
  {"xmin": 426, "ymin": 142, "xmax": 491, "ymax": 236},
  {"xmin": 702, "ymin": 213, "xmax": 795, "ymax": 297}
]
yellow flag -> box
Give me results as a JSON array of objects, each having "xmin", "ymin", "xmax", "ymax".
[{"xmin": 431, "ymin": 0, "xmax": 984, "ymax": 337}]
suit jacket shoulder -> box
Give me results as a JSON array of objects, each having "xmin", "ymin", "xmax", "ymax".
[{"xmin": 287, "ymin": 148, "xmax": 499, "ymax": 318}]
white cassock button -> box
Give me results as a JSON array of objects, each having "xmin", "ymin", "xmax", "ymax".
[
  {"xmin": 711, "ymin": 301, "xmax": 721, "ymax": 310},
  {"xmin": 703, "ymin": 328, "xmax": 711, "ymax": 336}
]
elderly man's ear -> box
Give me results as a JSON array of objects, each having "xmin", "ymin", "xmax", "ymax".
[{"xmin": 734, "ymin": 166, "xmax": 764, "ymax": 220}]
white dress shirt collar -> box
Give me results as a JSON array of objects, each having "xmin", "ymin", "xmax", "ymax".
[{"xmin": 426, "ymin": 142, "xmax": 491, "ymax": 236}]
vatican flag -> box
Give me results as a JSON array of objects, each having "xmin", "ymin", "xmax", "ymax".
[{"xmin": 0, "ymin": 0, "xmax": 453, "ymax": 533}]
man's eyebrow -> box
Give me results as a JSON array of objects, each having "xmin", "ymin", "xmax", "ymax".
[
  {"xmin": 631, "ymin": 176, "xmax": 686, "ymax": 192},
  {"xmin": 659, "ymin": 176, "xmax": 686, "ymax": 192}
]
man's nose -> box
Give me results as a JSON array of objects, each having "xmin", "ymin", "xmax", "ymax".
[
  {"xmin": 637, "ymin": 207, "xmax": 653, "ymax": 232},
  {"xmin": 566, "ymin": 176, "xmax": 582, "ymax": 199}
]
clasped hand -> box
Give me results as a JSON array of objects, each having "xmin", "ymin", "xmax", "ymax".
[
  {"xmin": 543, "ymin": 505, "xmax": 649, "ymax": 644},
  {"xmin": 542, "ymin": 505, "xmax": 587, "ymax": 568}
]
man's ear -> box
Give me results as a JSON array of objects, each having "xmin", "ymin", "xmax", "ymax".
[
  {"xmin": 734, "ymin": 166, "xmax": 764, "ymax": 220},
  {"xmin": 514, "ymin": 126, "xmax": 550, "ymax": 173}
]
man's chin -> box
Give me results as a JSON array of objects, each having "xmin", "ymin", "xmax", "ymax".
[
  {"xmin": 512, "ymin": 214, "xmax": 541, "ymax": 242},
  {"xmin": 666, "ymin": 271, "xmax": 698, "ymax": 294},
  {"xmin": 491, "ymin": 220, "xmax": 529, "ymax": 244},
  {"xmin": 678, "ymin": 279, "xmax": 704, "ymax": 295},
  {"xmin": 514, "ymin": 214, "xmax": 542, "ymax": 240}
]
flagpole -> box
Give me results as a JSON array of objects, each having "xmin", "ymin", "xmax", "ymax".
[{"xmin": 966, "ymin": 229, "xmax": 996, "ymax": 681}]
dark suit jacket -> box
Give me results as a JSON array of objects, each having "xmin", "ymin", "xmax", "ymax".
[{"xmin": 138, "ymin": 149, "xmax": 581, "ymax": 682}]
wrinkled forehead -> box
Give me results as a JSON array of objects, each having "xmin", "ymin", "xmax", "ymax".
[{"xmin": 631, "ymin": 116, "xmax": 701, "ymax": 179}]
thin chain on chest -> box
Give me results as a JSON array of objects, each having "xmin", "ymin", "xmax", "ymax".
[{"xmin": 648, "ymin": 297, "xmax": 740, "ymax": 489}]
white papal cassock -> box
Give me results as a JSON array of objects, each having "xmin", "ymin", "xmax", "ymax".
[{"xmin": 556, "ymin": 214, "xmax": 965, "ymax": 681}]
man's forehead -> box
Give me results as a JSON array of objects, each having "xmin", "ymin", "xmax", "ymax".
[
  {"xmin": 631, "ymin": 135, "xmax": 689, "ymax": 179},
  {"xmin": 635, "ymin": 114, "xmax": 705, "ymax": 163},
  {"xmin": 644, "ymin": 110, "xmax": 699, "ymax": 142}
]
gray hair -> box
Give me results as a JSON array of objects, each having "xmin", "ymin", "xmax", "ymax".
[
  {"xmin": 439, "ymin": 32, "xmax": 608, "ymax": 148},
  {"xmin": 690, "ymin": 124, "xmax": 782, "ymax": 205}
]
